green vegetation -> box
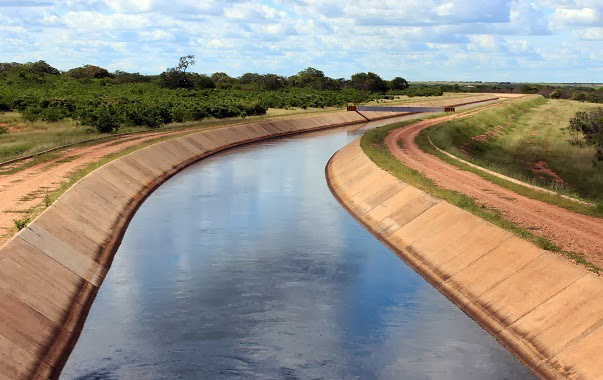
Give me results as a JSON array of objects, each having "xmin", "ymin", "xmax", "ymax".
[
  {"xmin": 0, "ymin": 59, "xmax": 438, "ymax": 135},
  {"xmin": 428, "ymin": 98, "xmax": 603, "ymax": 205},
  {"xmin": 0, "ymin": 59, "xmax": 452, "ymax": 163},
  {"xmin": 13, "ymin": 218, "xmax": 29, "ymax": 231},
  {"xmin": 360, "ymin": 112, "xmax": 600, "ymax": 272},
  {"xmin": 569, "ymin": 107, "xmax": 603, "ymax": 165}
]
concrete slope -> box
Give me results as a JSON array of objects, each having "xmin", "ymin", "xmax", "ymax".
[
  {"xmin": 0, "ymin": 94, "xmax": 496, "ymax": 379},
  {"xmin": 326, "ymin": 139, "xmax": 603, "ymax": 380}
]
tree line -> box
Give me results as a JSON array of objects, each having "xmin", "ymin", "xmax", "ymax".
[{"xmin": 0, "ymin": 58, "xmax": 445, "ymax": 133}]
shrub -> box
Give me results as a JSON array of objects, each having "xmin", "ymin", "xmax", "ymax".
[
  {"xmin": 66, "ymin": 65, "xmax": 113, "ymax": 79},
  {"xmin": 22, "ymin": 106, "xmax": 42, "ymax": 122},
  {"xmin": 13, "ymin": 217, "xmax": 29, "ymax": 230},
  {"xmin": 572, "ymin": 92, "xmax": 587, "ymax": 102},
  {"xmin": 40, "ymin": 106, "xmax": 68, "ymax": 122},
  {"xmin": 80, "ymin": 102, "xmax": 121, "ymax": 133},
  {"xmin": 569, "ymin": 107, "xmax": 603, "ymax": 165},
  {"xmin": 549, "ymin": 89, "xmax": 562, "ymax": 99}
]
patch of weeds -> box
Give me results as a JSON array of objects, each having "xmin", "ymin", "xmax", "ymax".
[
  {"xmin": 13, "ymin": 217, "xmax": 29, "ymax": 231},
  {"xmin": 44, "ymin": 193, "xmax": 52, "ymax": 207}
]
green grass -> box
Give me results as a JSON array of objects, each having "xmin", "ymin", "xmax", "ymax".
[
  {"xmin": 429, "ymin": 98, "xmax": 603, "ymax": 204},
  {"xmin": 360, "ymin": 110, "xmax": 600, "ymax": 273}
]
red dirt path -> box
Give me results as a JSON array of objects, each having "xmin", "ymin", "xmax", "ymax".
[
  {"xmin": 0, "ymin": 130, "xmax": 187, "ymax": 244},
  {"xmin": 384, "ymin": 103, "xmax": 603, "ymax": 269}
]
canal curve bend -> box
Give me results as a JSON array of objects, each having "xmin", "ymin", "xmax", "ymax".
[{"xmin": 326, "ymin": 138, "xmax": 603, "ymax": 380}]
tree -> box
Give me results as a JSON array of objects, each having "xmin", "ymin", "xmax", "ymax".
[
  {"xmin": 569, "ymin": 107, "xmax": 603, "ymax": 165},
  {"xmin": 259, "ymin": 74, "xmax": 287, "ymax": 91},
  {"xmin": 289, "ymin": 67, "xmax": 325, "ymax": 88},
  {"xmin": 350, "ymin": 72, "xmax": 388, "ymax": 93},
  {"xmin": 66, "ymin": 65, "xmax": 113, "ymax": 79},
  {"xmin": 27, "ymin": 61, "xmax": 60, "ymax": 76},
  {"xmin": 177, "ymin": 55, "xmax": 195, "ymax": 73},
  {"xmin": 160, "ymin": 55, "xmax": 196, "ymax": 89},
  {"xmin": 390, "ymin": 77, "xmax": 409, "ymax": 91},
  {"xmin": 238, "ymin": 72, "xmax": 263, "ymax": 84}
]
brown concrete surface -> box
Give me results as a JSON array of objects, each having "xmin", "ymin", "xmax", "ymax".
[
  {"xmin": 326, "ymin": 139, "xmax": 603, "ymax": 380},
  {"xmin": 0, "ymin": 95, "xmax": 497, "ymax": 379}
]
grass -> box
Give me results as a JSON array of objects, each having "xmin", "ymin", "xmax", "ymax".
[
  {"xmin": 428, "ymin": 98, "xmax": 603, "ymax": 205},
  {"xmin": 360, "ymin": 109, "xmax": 601, "ymax": 273}
]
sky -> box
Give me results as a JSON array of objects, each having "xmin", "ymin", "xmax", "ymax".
[{"xmin": 0, "ymin": 0, "xmax": 602, "ymax": 82}]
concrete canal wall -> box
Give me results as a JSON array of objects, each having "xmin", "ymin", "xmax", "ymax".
[
  {"xmin": 0, "ymin": 95, "xmax": 496, "ymax": 379},
  {"xmin": 326, "ymin": 139, "xmax": 603, "ymax": 380}
]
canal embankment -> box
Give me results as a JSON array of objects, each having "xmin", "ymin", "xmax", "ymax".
[{"xmin": 326, "ymin": 138, "xmax": 603, "ymax": 380}]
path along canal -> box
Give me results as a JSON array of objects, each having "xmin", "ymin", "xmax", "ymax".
[{"xmin": 61, "ymin": 113, "xmax": 535, "ymax": 379}]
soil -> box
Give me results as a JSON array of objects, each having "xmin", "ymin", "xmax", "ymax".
[
  {"xmin": 385, "ymin": 104, "xmax": 603, "ymax": 269},
  {"xmin": 0, "ymin": 129, "xmax": 187, "ymax": 244},
  {"xmin": 529, "ymin": 161, "xmax": 566, "ymax": 184}
]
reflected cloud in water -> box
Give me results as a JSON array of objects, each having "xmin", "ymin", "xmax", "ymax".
[{"xmin": 62, "ymin": 120, "xmax": 534, "ymax": 380}]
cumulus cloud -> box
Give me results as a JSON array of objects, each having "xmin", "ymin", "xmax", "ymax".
[
  {"xmin": 551, "ymin": 7, "xmax": 600, "ymax": 27},
  {"xmin": 0, "ymin": 0, "xmax": 600, "ymax": 81}
]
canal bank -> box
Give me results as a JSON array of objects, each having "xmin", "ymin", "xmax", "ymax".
[
  {"xmin": 0, "ymin": 95, "xmax": 496, "ymax": 379},
  {"xmin": 326, "ymin": 139, "xmax": 603, "ymax": 380}
]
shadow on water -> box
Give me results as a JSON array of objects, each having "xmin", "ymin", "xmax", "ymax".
[{"xmin": 62, "ymin": 113, "xmax": 535, "ymax": 379}]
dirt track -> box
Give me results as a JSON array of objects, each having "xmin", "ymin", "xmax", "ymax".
[
  {"xmin": 385, "ymin": 100, "xmax": 603, "ymax": 268},
  {"xmin": 0, "ymin": 130, "xmax": 187, "ymax": 244}
]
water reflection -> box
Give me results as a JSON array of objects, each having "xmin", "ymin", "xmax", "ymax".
[{"xmin": 62, "ymin": 116, "xmax": 534, "ymax": 379}]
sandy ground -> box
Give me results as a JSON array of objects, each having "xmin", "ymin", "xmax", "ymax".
[
  {"xmin": 0, "ymin": 130, "xmax": 187, "ymax": 244},
  {"xmin": 385, "ymin": 102, "xmax": 603, "ymax": 269}
]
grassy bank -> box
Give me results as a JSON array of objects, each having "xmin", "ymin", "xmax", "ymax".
[
  {"xmin": 360, "ymin": 112, "xmax": 600, "ymax": 273},
  {"xmin": 428, "ymin": 98, "xmax": 603, "ymax": 204}
]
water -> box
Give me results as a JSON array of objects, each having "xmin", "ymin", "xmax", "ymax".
[{"xmin": 62, "ymin": 115, "xmax": 535, "ymax": 379}]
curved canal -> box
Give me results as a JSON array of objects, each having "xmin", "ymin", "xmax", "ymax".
[{"xmin": 62, "ymin": 115, "xmax": 535, "ymax": 379}]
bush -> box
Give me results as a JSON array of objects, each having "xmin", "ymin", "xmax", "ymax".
[
  {"xmin": 80, "ymin": 102, "xmax": 121, "ymax": 133},
  {"xmin": 569, "ymin": 107, "xmax": 603, "ymax": 165},
  {"xmin": 67, "ymin": 65, "xmax": 113, "ymax": 79},
  {"xmin": 549, "ymin": 89, "xmax": 562, "ymax": 99},
  {"xmin": 40, "ymin": 106, "xmax": 68, "ymax": 122},
  {"xmin": 572, "ymin": 92, "xmax": 587, "ymax": 102},
  {"xmin": 22, "ymin": 106, "xmax": 42, "ymax": 122},
  {"xmin": 13, "ymin": 217, "xmax": 29, "ymax": 231}
]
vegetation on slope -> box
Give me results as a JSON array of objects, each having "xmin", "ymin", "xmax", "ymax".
[{"xmin": 428, "ymin": 98, "xmax": 603, "ymax": 204}]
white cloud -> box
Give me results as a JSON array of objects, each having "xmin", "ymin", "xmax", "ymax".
[
  {"xmin": 551, "ymin": 7, "xmax": 600, "ymax": 27},
  {"xmin": 0, "ymin": 0, "xmax": 601, "ymax": 81},
  {"xmin": 576, "ymin": 26, "xmax": 603, "ymax": 39}
]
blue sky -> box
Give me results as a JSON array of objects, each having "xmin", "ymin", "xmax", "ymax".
[{"xmin": 1, "ymin": 0, "xmax": 602, "ymax": 82}]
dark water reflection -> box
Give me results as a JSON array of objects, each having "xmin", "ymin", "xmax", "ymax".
[{"xmin": 62, "ymin": 116, "xmax": 535, "ymax": 379}]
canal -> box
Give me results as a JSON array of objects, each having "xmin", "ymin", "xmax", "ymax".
[{"xmin": 62, "ymin": 114, "xmax": 535, "ymax": 379}]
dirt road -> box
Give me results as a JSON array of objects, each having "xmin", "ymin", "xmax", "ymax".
[
  {"xmin": 0, "ymin": 129, "xmax": 188, "ymax": 244},
  {"xmin": 385, "ymin": 102, "xmax": 603, "ymax": 268}
]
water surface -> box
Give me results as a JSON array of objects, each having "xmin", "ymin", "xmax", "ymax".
[{"xmin": 62, "ymin": 115, "xmax": 535, "ymax": 379}]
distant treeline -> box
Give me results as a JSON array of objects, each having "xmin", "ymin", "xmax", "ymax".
[
  {"xmin": 438, "ymin": 82, "xmax": 603, "ymax": 103},
  {"xmin": 0, "ymin": 59, "xmax": 446, "ymax": 133}
]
